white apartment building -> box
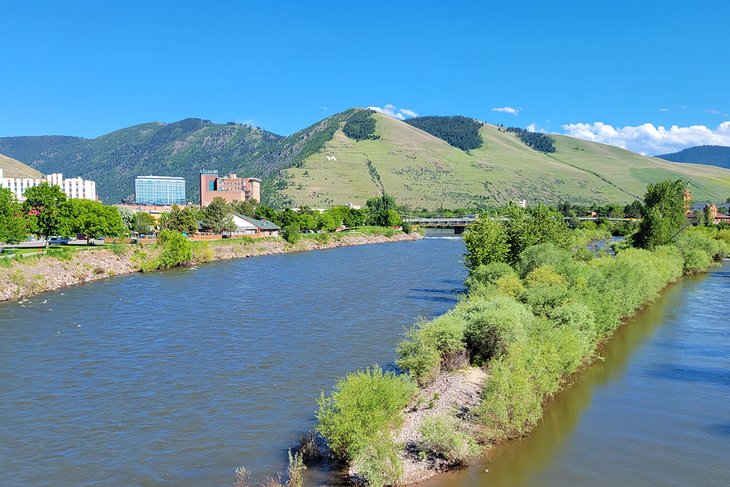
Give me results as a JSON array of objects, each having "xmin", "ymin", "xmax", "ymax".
[{"xmin": 0, "ymin": 168, "xmax": 97, "ymax": 202}]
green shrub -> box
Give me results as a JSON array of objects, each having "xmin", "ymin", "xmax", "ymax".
[
  {"xmin": 465, "ymin": 262, "xmax": 516, "ymax": 289},
  {"xmin": 494, "ymin": 274, "xmax": 524, "ymax": 298},
  {"xmin": 157, "ymin": 230, "xmax": 192, "ymax": 269},
  {"xmin": 418, "ymin": 415, "xmax": 479, "ymax": 465},
  {"xmin": 547, "ymin": 301, "xmax": 598, "ymax": 347},
  {"xmin": 478, "ymin": 344, "xmax": 543, "ymax": 439},
  {"xmin": 461, "ymin": 295, "xmax": 532, "ymax": 364},
  {"xmin": 516, "ymin": 243, "xmax": 576, "ymax": 279},
  {"xmin": 681, "ymin": 247, "xmax": 712, "ymax": 274},
  {"xmin": 351, "ymin": 433, "xmax": 403, "ymax": 487},
  {"xmin": 397, "ymin": 314, "xmax": 467, "ymax": 385},
  {"xmin": 286, "ymin": 449, "xmax": 306, "ymax": 487},
  {"xmin": 283, "ymin": 224, "xmax": 301, "ymax": 244},
  {"xmin": 522, "ymin": 265, "xmax": 570, "ymax": 315},
  {"xmin": 316, "ymin": 365, "xmax": 416, "ymax": 459}
]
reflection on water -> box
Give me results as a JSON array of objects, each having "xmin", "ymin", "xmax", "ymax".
[{"xmin": 422, "ymin": 263, "xmax": 730, "ymax": 487}]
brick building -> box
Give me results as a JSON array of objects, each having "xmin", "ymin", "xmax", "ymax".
[{"xmin": 199, "ymin": 171, "xmax": 261, "ymax": 207}]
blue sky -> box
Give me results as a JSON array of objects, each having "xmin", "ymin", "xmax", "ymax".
[{"xmin": 2, "ymin": 0, "xmax": 729, "ymax": 154}]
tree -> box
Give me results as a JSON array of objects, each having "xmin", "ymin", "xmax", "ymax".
[
  {"xmin": 59, "ymin": 199, "xmax": 125, "ymax": 244},
  {"xmin": 343, "ymin": 208, "xmax": 366, "ymax": 228},
  {"xmin": 0, "ymin": 187, "xmax": 28, "ymax": 243},
  {"xmin": 366, "ymin": 194, "xmax": 397, "ymax": 214},
  {"xmin": 317, "ymin": 212, "xmax": 338, "ymax": 232},
  {"xmin": 232, "ymin": 199, "xmax": 259, "ymax": 218},
  {"xmin": 632, "ymin": 180, "xmax": 687, "ymax": 249},
  {"xmin": 202, "ymin": 197, "xmax": 236, "ymax": 234},
  {"xmin": 624, "ymin": 200, "xmax": 643, "ymax": 219},
  {"xmin": 133, "ymin": 211, "xmax": 156, "ymax": 235},
  {"xmin": 504, "ymin": 204, "xmax": 569, "ymax": 263},
  {"xmin": 22, "ymin": 182, "xmax": 68, "ymax": 245},
  {"xmin": 464, "ymin": 216, "xmax": 510, "ymax": 269},
  {"xmin": 118, "ymin": 206, "xmax": 135, "ymax": 231},
  {"xmin": 161, "ymin": 205, "xmax": 198, "ymax": 235}
]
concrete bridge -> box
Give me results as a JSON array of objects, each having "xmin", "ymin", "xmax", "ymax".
[
  {"xmin": 404, "ymin": 217, "xmax": 477, "ymax": 234},
  {"xmin": 405, "ymin": 216, "xmax": 636, "ymax": 233}
]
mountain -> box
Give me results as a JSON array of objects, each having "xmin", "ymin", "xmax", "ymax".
[
  {"xmin": 0, "ymin": 152, "xmax": 43, "ymax": 178},
  {"xmin": 657, "ymin": 145, "xmax": 730, "ymax": 170},
  {"xmin": 2, "ymin": 109, "xmax": 730, "ymax": 208},
  {"xmin": 279, "ymin": 112, "xmax": 730, "ymax": 208},
  {"xmin": 0, "ymin": 119, "xmax": 285, "ymax": 204}
]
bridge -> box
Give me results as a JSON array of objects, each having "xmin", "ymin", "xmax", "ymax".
[
  {"xmin": 404, "ymin": 217, "xmax": 477, "ymax": 234},
  {"xmin": 405, "ymin": 216, "xmax": 636, "ymax": 234}
]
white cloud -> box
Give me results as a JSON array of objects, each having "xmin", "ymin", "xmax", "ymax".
[
  {"xmin": 320, "ymin": 106, "xmax": 328, "ymax": 111},
  {"xmin": 368, "ymin": 104, "xmax": 418, "ymax": 120},
  {"xmin": 526, "ymin": 123, "xmax": 537, "ymax": 133},
  {"xmin": 706, "ymin": 109, "xmax": 728, "ymax": 116},
  {"xmin": 659, "ymin": 107, "xmax": 670, "ymax": 112},
  {"xmin": 492, "ymin": 106, "xmax": 520, "ymax": 116},
  {"xmin": 561, "ymin": 121, "xmax": 730, "ymax": 155}
]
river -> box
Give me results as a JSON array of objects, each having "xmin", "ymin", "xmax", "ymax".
[
  {"xmin": 1, "ymin": 239, "xmax": 728, "ymax": 487},
  {"xmin": 0, "ymin": 237, "xmax": 467, "ymax": 486}
]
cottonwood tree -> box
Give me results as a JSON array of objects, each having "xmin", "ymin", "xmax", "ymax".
[
  {"xmin": 202, "ymin": 197, "xmax": 236, "ymax": 234},
  {"xmin": 23, "ymin": 182, "xmax": 68, "ymax": 245},
  {"xmin": 160, "ymin": 205, "xmax": 198, "ymax": 235},
  {"xmin": 0, "ymin": 187, "xmax": 28, "ymax": 243},
  {"xmin": 60, "ymin": 199, "xmax": 125, "ymax": 244},
  {"xmin": 632, "ymin": 179, "xmax": 687, "ymax": 249}
]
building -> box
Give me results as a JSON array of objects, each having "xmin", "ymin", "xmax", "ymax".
[
  {"xmin": 200, "ymin": 171, "xmax": 261, "ymax": 207},
  {"xmin": 0, "ymin": 168, "xmax": 97, "ymax": 202},
  {"xmin": 135, "ymin": 175, "xmax": 186, "ymax": 206},
  {"xmin": 692, "ymin": 203, "xmax": 730, "ymax": 225},
  {"xmin": 232, "ymin": 213, "xmax": 280, "ymax": 236}
]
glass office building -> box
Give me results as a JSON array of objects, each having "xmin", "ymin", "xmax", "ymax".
[{"xmin": 134, "ymin": 176, "xmax": 186, "ymax": 205}]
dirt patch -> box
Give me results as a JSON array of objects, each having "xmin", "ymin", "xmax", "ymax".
[{"xmin": 396, "ymin": 367, "xmax": 487, "ymax": 484}]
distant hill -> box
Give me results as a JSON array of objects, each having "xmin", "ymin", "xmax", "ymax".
[
  {"xmin": 280, "ymin": 111, "xmax": 730, "ymax": 208},
  {"xmin": 657, "ymin": 145, "xmax": 730, "ymax": 169},
  {"xmin": 2, "ymin": 109, "xmax": 730, "ymax": 208},
  {"xmin": 0, "ymin": 152, "xmax": 43, "ymax": 179}
]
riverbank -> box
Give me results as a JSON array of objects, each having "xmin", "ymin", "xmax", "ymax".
[
  {"xmin": 0, "ymin": 231, "xmax": 421, "ymax": 302},
  {"xmin": 313, "ymin": 223, "xmax": 729, "ymax": 487}
]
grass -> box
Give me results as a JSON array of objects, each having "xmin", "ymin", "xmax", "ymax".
[{"xmin": 279, "ymin": 114, "xmax": 730, "ymax": 209}]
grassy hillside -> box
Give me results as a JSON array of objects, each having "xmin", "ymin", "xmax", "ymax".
[
  {"xmin": 657, "ymin": 145, "xmax": 730, "ymax": 169},
  {"xmin": 0, "ymin": 153, "xmax": 43, "ymax": 178},
  {"xmin": 280, "ymin": 112, "xmax": 730, "ymax": 208}
]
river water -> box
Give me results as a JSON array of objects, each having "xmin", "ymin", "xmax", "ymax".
[
  {"xmin": 1, "ymin": 239, "xmax": 728, "ymax": 487},
  {"xmin": 0, "ymin": 237, "xmax": 467, "ymax": 486}
]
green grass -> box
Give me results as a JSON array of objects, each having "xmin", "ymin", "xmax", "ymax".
[
  {"xmin": 0, "ymin": 153, "xmax": 43, "ymax": 178},
  {"xmin": 280, "ymin": 114, "xmax": 730, "ymax": 209}
]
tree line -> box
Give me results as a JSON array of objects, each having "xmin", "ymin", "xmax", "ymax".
[
  {"xmin": 343, "ymin": 109, "xmax": 380, "ymax": 141},
  {"xmin": 503, "ymin": 126, "xmax": 556, "ymax": 153},
  {"xmin": 405, "ymin": 115, "xmax": 484, "ymax": 151}
]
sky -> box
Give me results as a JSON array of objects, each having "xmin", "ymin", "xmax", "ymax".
[{"xmin": 2, "ymin": 0, "xmax": 729, "ymax": 155}]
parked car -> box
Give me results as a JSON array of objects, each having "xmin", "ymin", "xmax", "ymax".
[{"xmin": 49, "ymin": 236, "xmax": 69, "ymax": 245}]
